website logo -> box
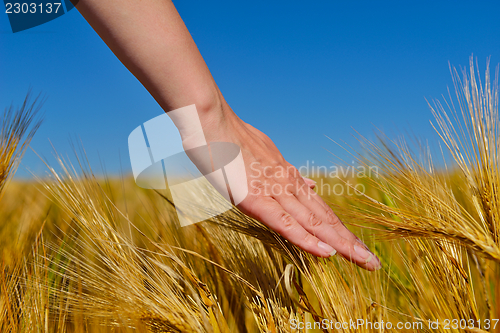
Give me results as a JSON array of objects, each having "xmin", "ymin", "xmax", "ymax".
[
  {"xmin": 128, "ymin": 105, "xmax": 248, "ymax": 227},
  {"xmin": 3, "ymin": 0, "xmax": 78, "ymax": 33}
]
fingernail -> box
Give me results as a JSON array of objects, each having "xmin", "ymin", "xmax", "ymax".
[
  {"xmin": 356, "ymin": 239, "xmax": 370, "ymax": 251},
  {"xmin": 318, "ymin": 241, "xmax": 337, "ymax": 256},
  {"xmin": 355, "ymin": 240, "xmax": 381, "ymax": 269},
  {"xmin": 354, "ymin": 244, "xmax": 375, "ymax": 264}
]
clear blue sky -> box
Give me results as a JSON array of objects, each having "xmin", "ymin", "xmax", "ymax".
[{"xmin": 2, "ymin": 1, "xmax": 500, "ymax": 178}]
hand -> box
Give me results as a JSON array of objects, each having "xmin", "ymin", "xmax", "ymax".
[{"xmin": 194, "ymin": 103, "xmax": 381, "ymax": 271}]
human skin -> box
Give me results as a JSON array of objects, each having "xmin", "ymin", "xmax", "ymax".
[{"xmin": 75, "ymin": 0, "xmax": 381, "ymax": 270}]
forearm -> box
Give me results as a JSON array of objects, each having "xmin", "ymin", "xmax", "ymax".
[{"xmin": 75, "ymin": 0, "xmax": 225, "ymax": 115}]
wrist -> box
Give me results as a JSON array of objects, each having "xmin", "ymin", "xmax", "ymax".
[
  {"xmin": 197, "ymin": 98, "xmax": 243, "ymax": 142},
  {"xmin": 197, "ymin": 93, "xmax": 231, "ymax": 125},
  {"xmin": 165, "ymin": 89, "xmax": 243, "ymax": 148}
]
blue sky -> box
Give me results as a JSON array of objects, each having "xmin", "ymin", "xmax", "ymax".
[{"xmin": 2, "ymin": 1, "xmax": 500, "ymax": 178}]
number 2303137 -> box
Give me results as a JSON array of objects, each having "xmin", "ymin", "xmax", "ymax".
[{"xmin": 5, "ymin": 3, "xmax": 62, "ymax": 14}]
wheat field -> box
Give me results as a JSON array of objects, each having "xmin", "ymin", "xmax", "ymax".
[{"xmin": 1, "ymin": 58, "xmax": 499, "ymax": 332}]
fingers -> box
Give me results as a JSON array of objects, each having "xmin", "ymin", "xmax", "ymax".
[
  {"xmin": 241, "ymin": 197, "xmax": 337, "ymax": 258},
  {"xmin": 305, "ymin": 192, "xmax": 381, "ymax": 270},
  {"xmin": 303, "ymin": 188, "xmax": 363, "ymax": 244},
  {"xmin": 276, "ymin": 167, "xmax": 381, "ymax": 270},
  {"xmin": 274, "ymin": 191, "xmax": 380, "ymax": 271}
]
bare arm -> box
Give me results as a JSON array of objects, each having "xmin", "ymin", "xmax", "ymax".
[
  {"xmin": 75, "ymin": 0, "xmax": 381, "ymax": 270},
  {"xmin": 75, "ymin": 0, "xmax": 223, "ymax": 115}
]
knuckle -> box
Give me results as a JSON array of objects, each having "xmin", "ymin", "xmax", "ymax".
[
  {"xmin": 306, "ymin": 211, "xmax": 323, "ymax": 228},
  {"xmin": 249, "ymin": 181, "xmax": 264, "ymax": 196},
  {"xmin": 277, "ymin": 212, "xmax": 295, "ymax": 231},
  {"xmin": 327, "ymin": 209, "xmax": 342, "ymax": 226}
]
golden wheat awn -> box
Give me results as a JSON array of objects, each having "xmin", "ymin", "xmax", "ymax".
[
  {"xmin": 335, "ymin": 58, "xmax": 500, "ymax": 263},
  {"xmin": 0, "ymin": 92, "xmax": 42, "ymax": 195},
  {"xmin": 1, "ymin": 58, "xmax": 500, "ymax": 332}
]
